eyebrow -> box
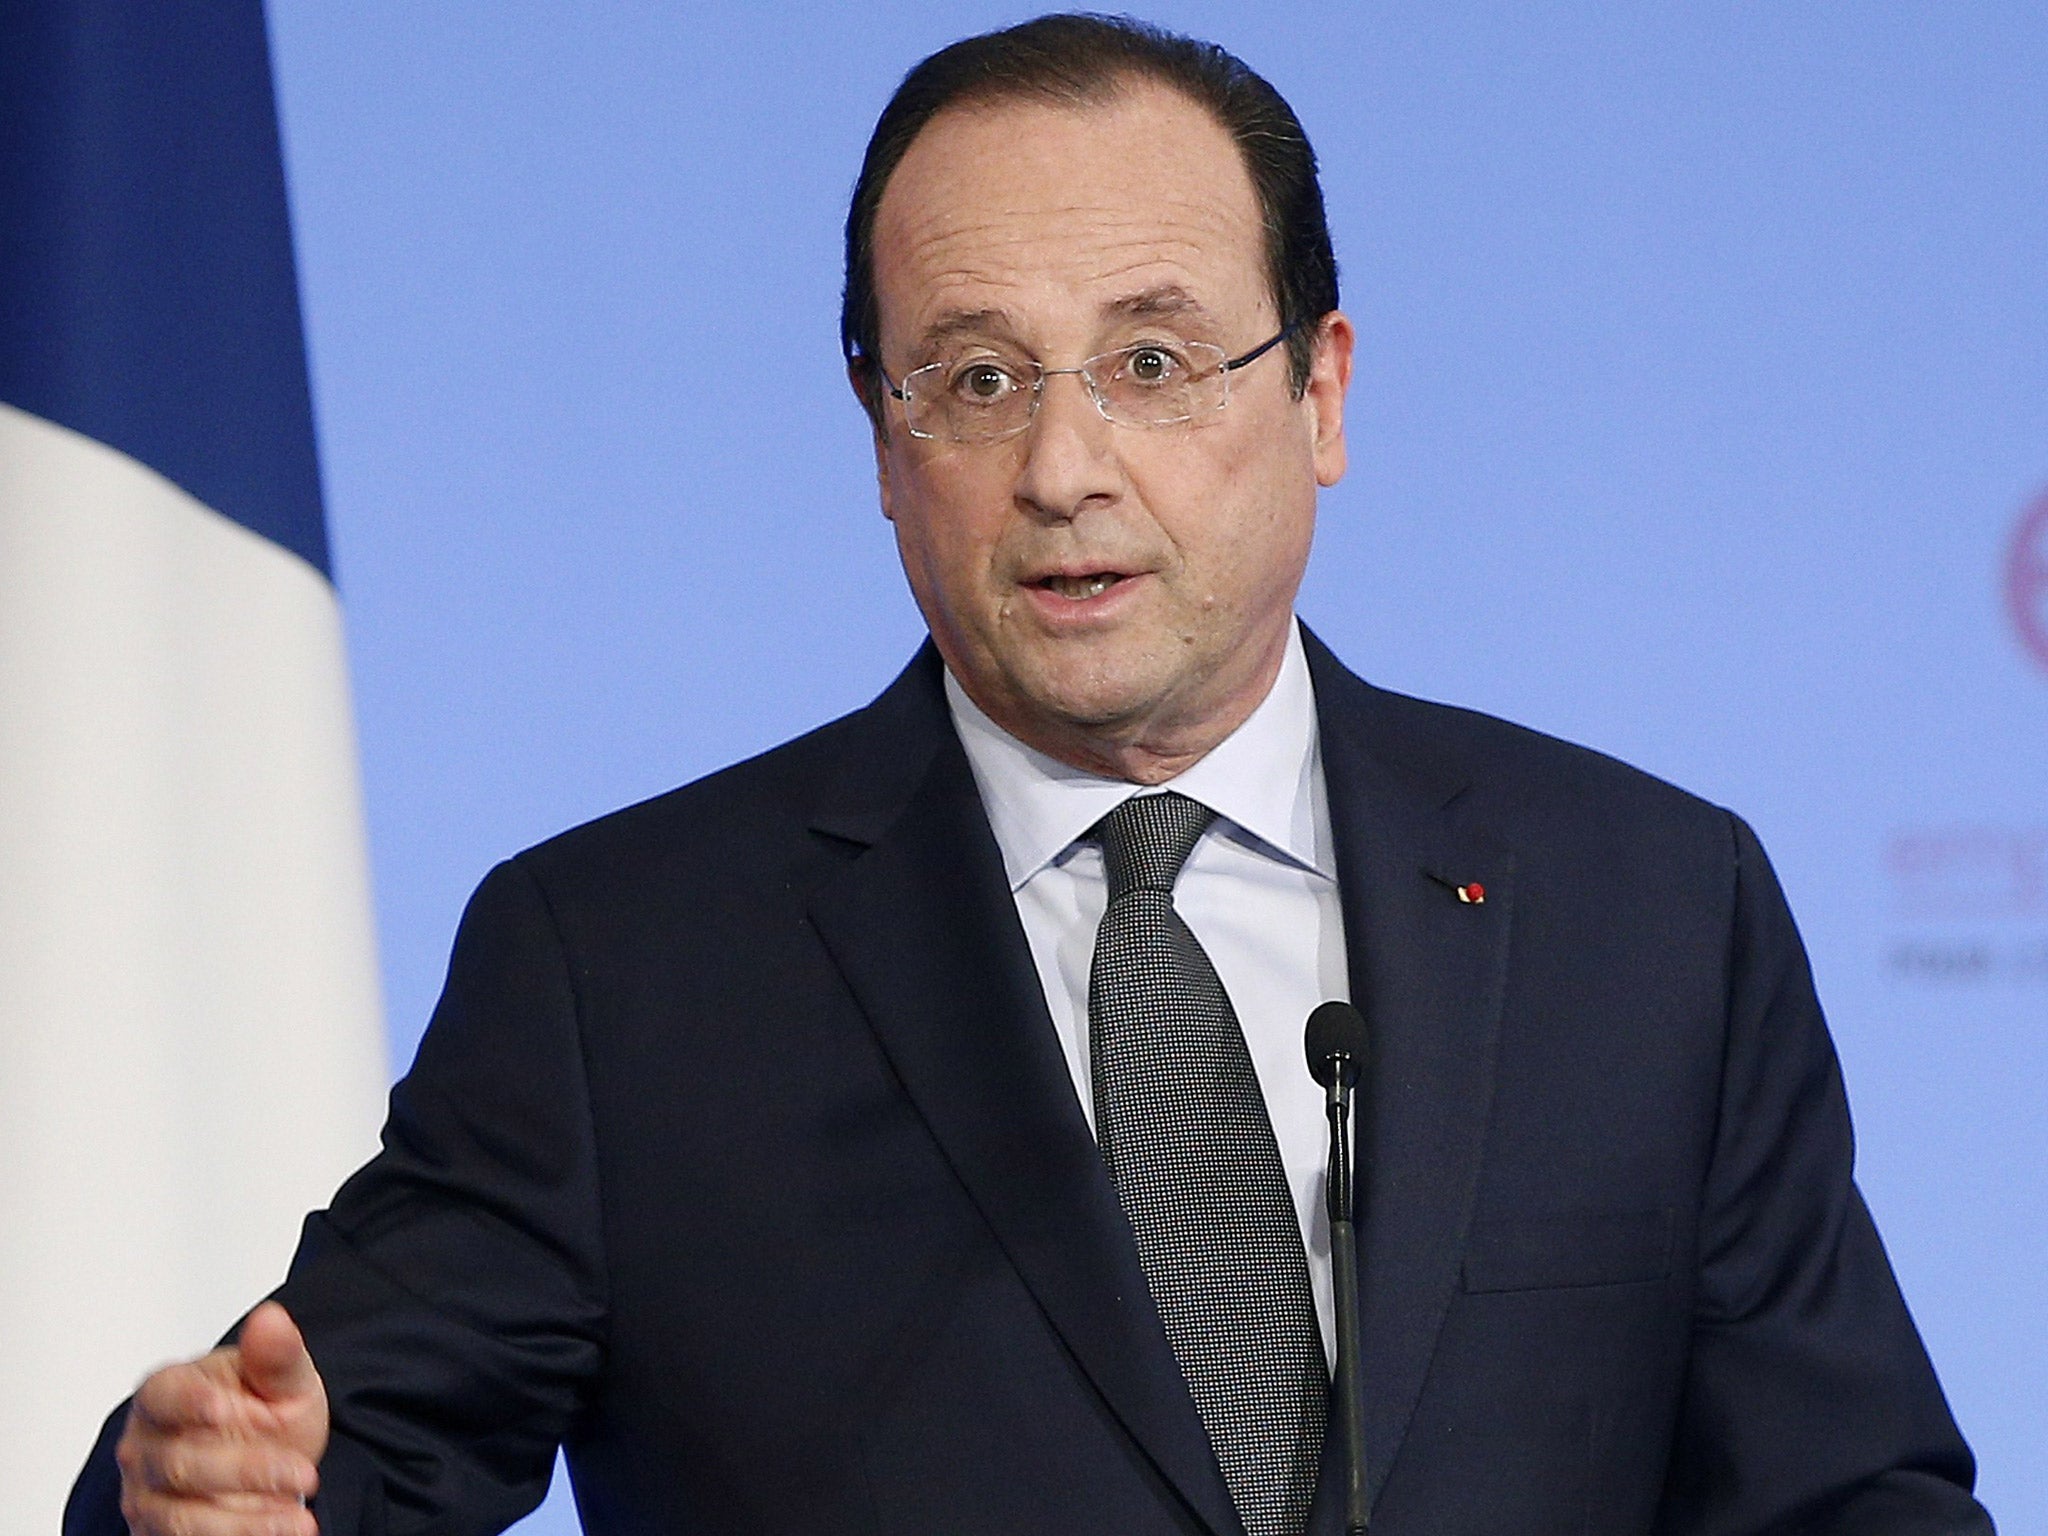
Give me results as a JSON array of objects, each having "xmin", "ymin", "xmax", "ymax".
[
  {"xmin": 914, "ymin": 308, "xmax": 1020, "ymax": 356},
  {"xmin": 1099, "ymin": 284, "xmax": 1218, "ymax": 328}
]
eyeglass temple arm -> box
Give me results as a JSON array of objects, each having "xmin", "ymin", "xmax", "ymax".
[
  {"xmin": 1221, "ymin": 320, "xmax": 1303, "ymax": 373},
  {"xmin": 846, "ymin": 352, "xmax": 908, "ymax": 401},
  {"xmin": 881, "ymin": 368, "xmax": 908, "ymax": 401}
]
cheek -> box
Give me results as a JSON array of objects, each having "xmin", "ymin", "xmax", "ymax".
[
  {"xmin": 884, "ymin": 459, "xmax": 1009, "ymax": 607},
  {"xmin": 1146, "ymin": 433, "xmax": 1312, "ymax": 604},
  {"xmin": 1210, "ymin": 509, "xmax": 1306, "ymax": 624}
]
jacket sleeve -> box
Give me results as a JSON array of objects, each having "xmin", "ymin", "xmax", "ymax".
[
  {"xmin": 65, "ymin": 856, "xmax": 608, "ymax": 1536},
  {"xmin": 1655, "ymin": 815, "xmax": 1992, "ymax": 1534}
]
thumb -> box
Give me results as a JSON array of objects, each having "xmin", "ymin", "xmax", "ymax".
[{"xmin": 236, "ymin": 1300, "xmax": 321, "ymax": 1405}]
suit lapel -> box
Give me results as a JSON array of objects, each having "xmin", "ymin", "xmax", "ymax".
[
  {"xmin": 805, "ymin": 649, "xmax": 1242, "ymax": 1536},
  {"xmin": 805, "ymin": 638, "xmax": 1514, "ymax": 1531},
  {"xmin": 1304, "ymin": 636, "xmax": 1516, "ymax": 1520}
]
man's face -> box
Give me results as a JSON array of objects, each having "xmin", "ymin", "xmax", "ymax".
[{"xmin": 866, "ymin": 81, "xmax": 1352, "ymax": 780}]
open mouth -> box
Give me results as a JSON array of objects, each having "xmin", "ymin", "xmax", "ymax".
[{"xmin": 1033, "ymin": 572, "xmax": 1125, "ymax": 600}]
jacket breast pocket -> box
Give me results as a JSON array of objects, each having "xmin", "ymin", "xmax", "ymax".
[{"xmin": 1461, "ymin": 1208, "xmax": 1673, "ymax": 1294}]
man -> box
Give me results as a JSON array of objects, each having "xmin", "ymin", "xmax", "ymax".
[{"xmin": 76, "ymin": 16, "xmax": 1989, "ymax": 1536}]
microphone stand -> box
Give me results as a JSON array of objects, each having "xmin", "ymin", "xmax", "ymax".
[{"xmin": 1323, "ymin": 1053, "xmax": 1369, "ymax": 1535}]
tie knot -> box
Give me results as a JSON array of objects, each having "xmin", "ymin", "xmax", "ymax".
[{"xmin": 1095, "ymin": 791, "xmax": 1215, "ymax": 900}]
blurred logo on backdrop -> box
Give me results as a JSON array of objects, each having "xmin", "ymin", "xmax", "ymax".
[
  {"xmin": 2008, "ymin": 488, "xmax": 2048, "ymax": 674},
  {"xmin": 1885, "ymin": 827, "xmax": 2048, "ymax": 984},
  {"xmin": 1898, "ymin": 495, "xmax": 2048, "ymax": 979},
  {"xmin": 1888, "ymin": 828, "xmax": 2048, "ymax": 917}
]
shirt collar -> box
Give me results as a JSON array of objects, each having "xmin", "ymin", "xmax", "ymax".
[{"xmin": 945, "ymin": 621, "xmax": 1335, "ymax": 892}]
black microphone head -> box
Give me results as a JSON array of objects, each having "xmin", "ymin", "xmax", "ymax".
[{"xmin": 1305, "ymin": 1000, "xmax": 1371, "ymax": 1088}]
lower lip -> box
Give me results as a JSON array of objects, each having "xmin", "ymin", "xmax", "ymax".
[{"xmin": 1020, "ymin": 574, "xmax": 1145, "ymax": 623}]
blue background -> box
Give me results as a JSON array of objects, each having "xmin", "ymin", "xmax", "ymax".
[{"xmin": 264, "ymin": 5, "xmax": 2046, "ymax": 1529}]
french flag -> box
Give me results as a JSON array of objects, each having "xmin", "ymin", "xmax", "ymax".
[{"xmin": 1, "ymin": 3, "xmax": 387, "ymax": 1526}]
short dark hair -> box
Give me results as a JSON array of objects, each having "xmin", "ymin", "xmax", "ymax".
[{"xmin": 841, "ymin": 13, "xmax": 1340, "ymax": 422}]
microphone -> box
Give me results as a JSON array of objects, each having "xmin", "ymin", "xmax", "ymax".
[
  {"xmin": 1305, "ymin": 1000, "xmax": 1371, "ymax": 1535},
  {"xmin": 1304, "ymin": 999, "xmax": 1370, "ymax": 1091}
]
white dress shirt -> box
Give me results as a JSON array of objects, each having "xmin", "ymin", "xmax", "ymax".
[{"xmin": 945, "ymin": 621, "xmax": 1349, "ymax": 1360}]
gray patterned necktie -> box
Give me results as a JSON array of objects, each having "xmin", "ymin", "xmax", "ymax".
[{"xmin": 1089, "ymin": 791, "xmax": 1328, "ymax": 1536}]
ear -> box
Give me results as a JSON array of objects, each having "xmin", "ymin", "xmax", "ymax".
[
  {"xmin": 875, "ymin": 433, "xmax": 897, "ymax": 522},
  {"xmin": 1305, "ymin": 311, "xmax": 1355, "ymax": 488},
  {"xmin": 849, "ymin": 361, "xmax": 897, "ymax": 521}
]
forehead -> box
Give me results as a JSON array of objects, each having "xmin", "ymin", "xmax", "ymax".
[{"xmin": 870, "ymin": 81, "xmax": 1270, "ymax": 354}]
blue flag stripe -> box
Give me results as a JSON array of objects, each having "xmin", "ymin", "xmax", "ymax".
[{"xmin": 0, "ymin": 0, "xmax": 329, "ymax": 577}]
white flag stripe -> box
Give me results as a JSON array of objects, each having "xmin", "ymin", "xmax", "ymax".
[{"xmin": 0, "ymin": 400, "xmax": 386, "ymax": 1530}]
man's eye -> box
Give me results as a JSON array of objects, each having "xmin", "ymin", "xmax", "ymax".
[
  {"xmin": 949, "ymin": 362, "xmax": 1020, "ymax": 403},
  {"xmin": 1123, "ymin": 346, "xmax": 1187, "ymax": 386}
]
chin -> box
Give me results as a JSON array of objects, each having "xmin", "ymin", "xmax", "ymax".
[{"xmin": 1014, "ymin": 661, "xmax": 1174, "ymax": 736}]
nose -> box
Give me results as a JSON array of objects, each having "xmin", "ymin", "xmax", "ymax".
[{"xmin": 1012, "ymin": 369, "xmax": 1123, "ymax": 524}]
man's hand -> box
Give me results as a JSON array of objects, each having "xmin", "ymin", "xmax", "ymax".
[{"xmin": 115, "ymin": 1301, "xmax": 328, "ymax": 1536}]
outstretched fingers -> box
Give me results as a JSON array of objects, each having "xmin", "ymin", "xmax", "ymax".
[
  {"xmin": 117, "ymin": 1483, "xmax": 318, "ymax": 1536},
  {"xmin": 116, "ymin": 1307, "xmax": 330, "ymax": 1536},
  {"xmin": 122, "ymin": 1427, "xmax": 318, "ymax": 1499}
]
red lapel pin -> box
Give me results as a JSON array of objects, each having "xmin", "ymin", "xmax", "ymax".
[{"xmin": 1428, "ymin": 872, "xmax": 1488, "ymax": 905}]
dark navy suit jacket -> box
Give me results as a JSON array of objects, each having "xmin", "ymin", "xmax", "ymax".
[{"xmin": 71, "ymin": 634, "xmax": 1989, "ymax": 1535}]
